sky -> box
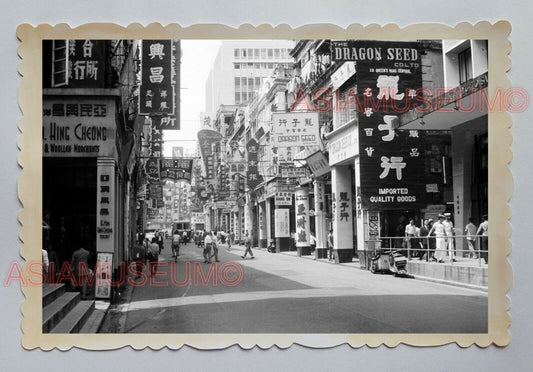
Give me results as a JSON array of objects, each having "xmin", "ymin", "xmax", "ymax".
[{"xmin": 163, "ymin": 40, "xmax": 221, "ymax": 157}]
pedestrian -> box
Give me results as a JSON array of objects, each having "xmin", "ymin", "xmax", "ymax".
[
  {"xmin": 465, "ymin": 217, "xmax": 478, "ymax": 259},
  {"xmin": 156, "ymin": 231, "xmax": 164, "ymax": 254},
  {"xmin": 419, "ymin": 219, "xmax": 431, "ymax": 261},
  {"xmin": 427, "ymin": 214, "xmax": 447, "ymax": 263},
  {"xmin": 42, "ymin": 247, "xmax": 49, "ymax": 282},
  {"xmin": 203, "ymin": 231, "xmax": 215, "ymax": 263},
  {"xmin": 228, "ymin": 230, "xmax": 234, "ymax": 251},
  {"xmin": 210, "ymin": 230, "xmax": 220, "ymax": 262},
  {"xmin": 476, "ymin": 215, "xmax": 489, "ymax": 264},
  {"xmin": 327, "ymin": 229, "xmax": 334, "ymax": 261},
  {"xmin": 172, "ymin": 229, "xmax": 181, "ymax": 261},
  {"xmin": 132, "ymin": 240, "xmax": 146, "ymax": 278},
  {"xmin": 309, "ymin": 231, "xmax": 316, "ymax": 254},
  {"xmin": 242, "ymin": 230, "xmax": 255, "ymax": 259},
  {"xmin": 404, "ymin": 218, "xmax": 417, "ymax": 259},
  {"xmin": 70, "ymin": 246, "xmax": 91, "ymax": 299},
  {"xmin": 443, "ymin": 213, "xmax": 456, "ymax": 261},
  {"xmin": 147, "ymin": 237, "xmax": 160, "ymax": 276}
]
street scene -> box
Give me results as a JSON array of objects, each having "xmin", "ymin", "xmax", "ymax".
[
  {"xmin": 100, "ymin": 238, "xmax": 487, "ymax": 334},
  {"xmin": 40, "ymin": 38, "xmax": 489, "ymax": 334}
]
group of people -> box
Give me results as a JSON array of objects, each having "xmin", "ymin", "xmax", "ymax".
[
  {"xmin": 200, "ymin": 229, "xmax": 246, "ymax": 263},
  {"xmin": 401, "ymin": 214, "xmax": 489, "ymax": 263}
]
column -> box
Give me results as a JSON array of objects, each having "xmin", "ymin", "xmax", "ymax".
[
  {"xmin": 331, "ymin": 165, "xmax": 353, "ymax": 263},
  {"xmin": 265, "ymin": 198, "xmax": 272, "ymax": 244},
  {"xmin": 258, "ymin": 202, "xmax": 267, "ymax": 248},
  {"xmin": 95, "ymin": 157, "xmax": 116, "ymax": 301},
  {"xmin": 244, "ymin": 200, "xmax": 253, "ymax": 239},
  {"xmin": 314, "ymin": 179, "xmax": 328, "ymax": 259},
  {"xmin": 294, "ymin": 186, "xmax": 311, "ymax": 256}
]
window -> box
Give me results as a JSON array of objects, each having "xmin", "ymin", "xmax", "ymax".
[
  {"xmin": 248, "ymin": 78, "xmax": 254, "ymax": 89},
  {"xmin": 268, "ymin": 63, "xmax": 273, "ymax": 69},
  {"xmin": 255, "ymin": 77, "xmax": 261, "ymax": 86},
  {"xmin": 268, "ymin": 48, "xmax": 273, "ymax": 59},
  {"xmin": 241, "ymin": 49, "xmax": 247, "ymax": 58},
  {"xmin": 281, "ymin": 48, "xmax": 287, "ymax": 58},
  {"xmin": 234, "ymin": 77, "xmax": 240, "ymax": 89},
  {"xmin": 234, "ymin": 48, "xmax": 240, "ymax": 59},
  {"xmin": 234, "ymin": 63, "xmax": 240, "ymax": 69},
  {"xmin": 274, "ymin": 48, "xmax": 280, "ymax": 58},
  {"xmin": 458, "ymin": 48, "xmax": 473, "ymax": 84},
  {"xmin": 247, "ymin": 49, "xmax": 253, "ymax": 59},
  {"xmin": 242, "ymin": 77, "xmax": 247, "ymax": 86},
  {"xmin": 235, "ymin": 92, "xmax": 241, "ymax": 104},
  {"xmin": 254, "ymin": 48, "xmax": 259, "ymax": 58},
  {"xmin": 52, "ymin": 40, "xmax": 68, "ymax": 87}
]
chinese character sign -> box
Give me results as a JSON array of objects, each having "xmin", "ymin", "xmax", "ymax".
[
  {"xmin": 67, "ymin": 40, "xmax": 106, "ymax": 88},
  {"xmin": 353, "ymin": 41, "xmax": 426, "ymax": 210},
  {"xmin": 144, "ymin": 157, "xmax": 160, "ymax": 183},
  {"xmin": 294, "ymin": 187, "xmax": 310, "ymax": 247},
  {"xmin": 160, "ymin": 159, "xmax": 193, "ymax": 182},
  {"xmin": 139, "ymin": 40, "xmax": 175, "ymax": 115},
  {"xmin": 272, "ymin": 112, "xmax": 320, "ymax": 148},
  {"xmin": 246, "ymin": 138, "xmax": 263, "ymax": 190}
]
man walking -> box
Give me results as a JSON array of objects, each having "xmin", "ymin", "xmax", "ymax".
[
  {"xmin": 203, "ymin": 231, "xmax": 215, "ymax": 263},
  {"xmin": 465, "ymin": 217, "xmax": 478, "ymax": 259},
  {"xmin": 242, "ymin": 230, "xmax": 255, "ymax": 259},
  {"xmin": 147, "ymin": 237, "xmax": 160, "ymax": 276},
  {"xmin": 443, "ymin": 213, "xmax": 456, "ymax": 262},
  {"xmin": 477, "ymin": 215, "xmax": 489, "ymax": 263},
  {"xmin": 70, "ymin": 246, "xmax": 91, "ymax": 300}
]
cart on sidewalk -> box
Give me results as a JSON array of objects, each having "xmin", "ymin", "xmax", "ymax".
[{"xmin": 370, "ymin": 248, "xmax": 408, "ymax": 276}]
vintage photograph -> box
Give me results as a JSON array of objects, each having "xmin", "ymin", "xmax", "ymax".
[{"xmin": 17, "ymin": 23, "xmax": 511, "ymax": 349}]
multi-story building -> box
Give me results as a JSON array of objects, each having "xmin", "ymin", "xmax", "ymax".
[
  {"xmin": 205, "ymin": 40, "xmax": 295, "ymax": 116},
  {"xmin": 42, "ymin": 39, "xmax": 143, "ymax": 297}
]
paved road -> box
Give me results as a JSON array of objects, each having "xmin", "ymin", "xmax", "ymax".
[{"xmin": 104, "ymin": 239, "xmax": 487, "ymax": 334}]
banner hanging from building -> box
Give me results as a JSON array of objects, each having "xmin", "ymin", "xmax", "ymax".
[
  {"xmin": 246, "ymin": 138, "xmax": 263, "ymax": 190},
  {"xmin": 149, "ymin": 124, "xmax": 163, "ymax": 157},
  {"xmin": 67, "ymin": 40, "xmax": 106, "ymax": 88},
  {"xmin": 144, "ymin": 157, "xmax": 160, "ymax": 183},
  {"xmin": 350, "ymin": 40, "xmax": 426, "ymax": 210},
  {"xmin": 271, "ymin": 112, "xmax": 320, "ymax": 148},
  {"xmin": 139, "ymin": 40, "xmax": 175, "ymax": 116},
  {"xmin": 160, "ymin": 158, "xmax": 193, "ymax": 182}
]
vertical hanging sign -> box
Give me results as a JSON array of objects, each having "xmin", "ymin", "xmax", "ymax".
[
  {"xmin": 139, "ymin": 40, "xmax": 174, "ymax": 116},
  {"xmin": 246, "ymin": 138, "xmax": 263, "ymax": 190},
  {"xmin": 331, "ymin": 41, "xmax": 427, "ymax": 210}
]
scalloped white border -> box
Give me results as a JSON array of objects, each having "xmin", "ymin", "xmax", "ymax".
[{"xmin": 17, "ymin": 22, "xmax": 512, "ymax": 350}]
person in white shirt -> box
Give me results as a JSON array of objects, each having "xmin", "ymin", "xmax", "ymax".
[
  {"xmin": 443, "ymin": 213, "xmax": 456, "ymax": 261},
  {"xmin": 404, "ymin": 219, "xmax": 417, "ymax": 258},
  {"xmin": 203, "ymin": 231, "xmax": 215, "ymax": 263},
  {"xmin": 476, "ymin": 215, "xmax": 489, "ymax": 263},
  {"xmin": 465, "ymin": 218, "xmax": 478, "ymax": 259}
]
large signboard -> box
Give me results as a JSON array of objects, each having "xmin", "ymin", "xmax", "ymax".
[
  {"xmin": 347, "ymin": 41, "xmax": 426, "ymax": 210},
  {"xmin": 246, "ymin": 138, "xmax": 263, "ymax": 190},
  {"xmin": 327, "ymin": 125, "xmax": 358, "ymax": 166},
  {"xmin": 42, "ymin": 97, "xmax": 115, "ymax": 158},
  {"xmin": 294, "ymin": 187, "xmax": 310, "ymax": 247},
  {"xmin": 305, "ymin": 151, "xmax": 330, "ymax": 178},
  {"xmin": 274, "ymin": 208, "xmax": 290, "ymax": 238},
  {"xmin": 67, "ymin": 40, "xmax": 106, "ymax": 88},
  {"xmin": 160, "ymin": 158, "xmax": 193, "ymax": 182},
  {"xmin": 272, "ymin": 112, "xmax": 320, "ymax": 148},
  {"xmin": 144, "ymin": 157, "xmax": 160, "ymax": 183},
  {"xmin": 139, "ymin": 40, "xmax": 175, "ymax": 116}
]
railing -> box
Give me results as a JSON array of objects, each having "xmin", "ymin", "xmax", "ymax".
[{"xmin": 370, "ymin": 234, "xmax": 488, "ymax": 267}]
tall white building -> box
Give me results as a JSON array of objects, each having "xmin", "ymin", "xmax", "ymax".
[{"xmin": 205, "ymin": 40, "xmax": 296, "ymax": 116}]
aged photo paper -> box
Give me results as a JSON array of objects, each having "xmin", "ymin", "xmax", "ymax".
[{"xmin": 17, "ymin": 22, "xmax": 512, "ymax": 350}]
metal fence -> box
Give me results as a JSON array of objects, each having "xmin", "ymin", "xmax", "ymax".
[{"xmin": 369, "ymin": 234, "xmax": 488, "ymax": 267}]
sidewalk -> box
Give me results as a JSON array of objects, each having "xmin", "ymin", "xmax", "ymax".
[{"xmin": 246, "ymin": 245, "xmax": 488, "ymax": 292}]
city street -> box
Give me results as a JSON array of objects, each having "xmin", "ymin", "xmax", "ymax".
[{"xmin": 103, "ymin": 239, "xmax": 488, "ymax": 334}]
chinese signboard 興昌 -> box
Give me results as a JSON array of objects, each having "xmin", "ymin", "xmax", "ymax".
[
  {"xmin": 139, "ymin": 40, "xmax": 175, "ymax": 116},
  {"xmin": 336, "ymin": 40, "xmax": 426, "ymax": 210},
  {"xmin": 42, "ymin": 97, "xmax": 115, "ymax": 158},
  {"xmin": 272, "ymin": 112, "xmax": 320, "ymax": 148}
]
